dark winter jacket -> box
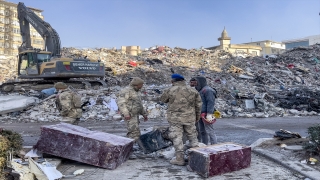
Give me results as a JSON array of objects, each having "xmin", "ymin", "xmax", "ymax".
[{"xmin": 193, "ymin": 76, "xmax": 217, "ymax": 114}]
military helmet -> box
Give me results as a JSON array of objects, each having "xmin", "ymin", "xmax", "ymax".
[{"xmin": 54, "ymin": 82, "xmax": 68, "ymax": 89}]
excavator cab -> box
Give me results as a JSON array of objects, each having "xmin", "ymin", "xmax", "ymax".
[{"xmin": 18, "ymin": 50, "xmax": 51, "ymax": 77}]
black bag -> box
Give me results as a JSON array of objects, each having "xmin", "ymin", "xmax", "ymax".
[
  {"xmin": 137, "ymin": 129, "xmax": 172, "ymax": 154},
  {"xmin": 274, "ymin": 129, "xmax": 301, "ymax": 140}
]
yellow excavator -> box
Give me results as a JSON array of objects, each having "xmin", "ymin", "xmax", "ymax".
[{"xmin": 0, "ymin": 2, "xmax": 106, "ymax": 92}]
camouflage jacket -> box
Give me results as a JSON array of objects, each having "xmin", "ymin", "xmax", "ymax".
[
  {"xmin": 56, "ymin": 90, "xmax": 82, "ymax": 119},
  {"xmin": 117, "ymin": 86, "xmax": 147, "ymax": 117},
  {"xmin": 160, "ymin": 81, "xmax": 202, "ymax": 124}
]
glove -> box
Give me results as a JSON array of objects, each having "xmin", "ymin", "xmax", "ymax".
[
  {"xmin": 213, "ymin": 110, "xmax": 221, "ymax": 118},
  {"xmin": 206, "ymin": 114, "xmax": 214, "ymax": 122},
  {"xmin": 204, "ymin": 114, "xmax": 216, "ymax": 124}
]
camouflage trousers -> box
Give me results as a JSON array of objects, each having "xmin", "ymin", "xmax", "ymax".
[
  {"xmin": 168, "ymin": 122, "xmax": 198, "ymax": 152},
  {"xmin": 125, "ymin": 115, "xmax": 140, "ymax": 141},
  {"xmin": 61, "ymin": 117, "xmax": 80, "ymax": 125}
]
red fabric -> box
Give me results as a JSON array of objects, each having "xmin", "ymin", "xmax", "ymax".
[
  {"xmin": 287, "ymin": 64, "xmax": 294, "ymax": 69},
  {"xmin": 129, "ymin": 61, "xmax": 137, "ymax": 67},
  {"xmin": 202, "ymin": 118, "xmax": 217, "ymax": 124}
]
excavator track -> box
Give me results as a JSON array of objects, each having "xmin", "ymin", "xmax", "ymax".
[{"xmin": 0, "ymin": 79, "xmax": 107, "ymax": 93}]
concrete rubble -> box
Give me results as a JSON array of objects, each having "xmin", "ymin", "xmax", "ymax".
[
  {"xmin": 0, "ymin": 57, "xmax": 18, "ymax": 84},
  {"xmin": 1, "ymin": 44, "xmax": 320, "ymax": 122},
  {"xmin": 0, "ymin": 85, "xmax": 169, "ymax": 122}
]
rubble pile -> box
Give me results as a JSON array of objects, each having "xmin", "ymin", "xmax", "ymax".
[
  {"xmin": 0, "ymin": 85, "xmax": 169, "ymax": 122},
  {"xmin": 199, "ymin": 44, "xmax": 320, "ymax": 118},
  {"xmin": 61, "ymin": 46, "xmax": 223, "ymax": 86},
  {"xmin": 0, "ymin": 57, "xmax": 17, "ymax": 84},
  {"xmin": 1, "ymin": 44, "xmax": 320, "ymax": 120}
]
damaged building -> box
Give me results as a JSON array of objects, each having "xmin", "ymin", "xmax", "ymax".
[{"xmin": 206, "ymin": 27, "xmax": 286, "ymax": 58}]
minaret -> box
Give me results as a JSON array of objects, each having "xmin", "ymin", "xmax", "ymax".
[{"xmin": 218, "ymin": 27, "xmax": 231, "ymax": 50}]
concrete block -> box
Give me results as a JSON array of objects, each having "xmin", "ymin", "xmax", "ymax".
[
  {"xmin": 188, "ymin": 142, "xmax": 251, "ymax": 178},
  {"xmin": 245, "ymin": 100, "xmax": 255, "ymax": 109},
  {"xmin": 35, "ymin": 123, "xmax": 134, "ymax": 169}
]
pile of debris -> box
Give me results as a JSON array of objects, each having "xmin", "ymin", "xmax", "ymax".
[
  {"xmin": 204, "ymin": 44, "xmax": 320, "ymax": 118},
  {"xmin": 0, "ymin": 57, "xmax": 18, "ymax": 84},
  {"xmin": 0, "ymin": 85, "xmax": 168, "ymax": 122},
  {"xmin": 61, "ymin": 46, "xmax": 224, "ymax": 86},
  {"xmin": 2, "ymin": 44, "xmax": 320, "ymax": 120}
]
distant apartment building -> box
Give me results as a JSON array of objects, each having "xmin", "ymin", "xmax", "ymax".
[
  {"xmin": 0, "ymin": 0, "xmax": 44, "ymax": 58},
  {"xmin": 121, "ymin": 46, "xmax": 141, "ymax": 56},
  {"xmin": 282, "ymin": 35, "xmax": 320, "ymax": 50},
  {"xmin": 241, "ymin": 40, "xmax": 285, "ymax": 57}
]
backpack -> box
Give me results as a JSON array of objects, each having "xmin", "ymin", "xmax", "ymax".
[
  {"xmin": 56, "ymin": 92, "xmax": 82, "ymax": 116},
  {"xmin": 72, "ymin": 93, "xmax": 82, "ymax": 108},
  {"xmin": 212, "ymin": 87, "xmax": 218, "ymax": 98}
]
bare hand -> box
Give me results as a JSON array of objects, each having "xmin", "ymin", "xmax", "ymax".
[
  {"xmin": 143, "ymin": 115, "xmax": 148, "ymax": 122},
  {"xmin": 124, "ymin": 116, "xmax": 131, "ymax": 120}
]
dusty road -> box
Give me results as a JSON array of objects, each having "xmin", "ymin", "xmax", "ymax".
[{"xmin": 1, "ymin": 116, "xmax": 318, "ymax": 146}]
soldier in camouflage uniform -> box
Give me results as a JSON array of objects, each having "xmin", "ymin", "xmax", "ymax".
[
  {"xmin": 160, "ymin": 74, "xmax": 202, "ymax": 166},
  {"xmin": 117, "ymin": 77, "xmax": 148, "ymax": 141},
  {"xmin": 55, "ymin": 82, "xmax": 82, "ymax": 125}
]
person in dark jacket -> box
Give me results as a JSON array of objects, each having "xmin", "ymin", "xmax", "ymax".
[{"xmin": 190, "ymin": 76, "xmax": 217, "ymax": 145}]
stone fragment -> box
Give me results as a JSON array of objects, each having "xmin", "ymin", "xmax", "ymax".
[
  {"xmin": 254, "ymin": 113, "xmax": 269, "ymax": 118},
  {"xmin": 35, "ymin": 123, "xmax": 134, "ymax": 169},
  {"xmin": 289, "ymin": 109, "xmax": 300, "ymax": 115},
  {"xmin": 113, "ymin": 114, "xmax": 122, "ymax": 120},
  {"xmin": 158, "ymin": 146, "xmax": 175, "ymax": 159}
]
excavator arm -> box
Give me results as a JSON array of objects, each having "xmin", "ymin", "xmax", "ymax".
[{"xmin": 17, "ymin": 2, "xmax": 61, "ymax": 57}]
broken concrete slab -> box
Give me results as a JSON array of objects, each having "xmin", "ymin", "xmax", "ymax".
[
  {"xmin": 35, "ymin": 123, "xmax": 134, "ymax": 169},
  {"xmin": 0, "ymin": 95, "xmax": 39, "ymax": 115}
]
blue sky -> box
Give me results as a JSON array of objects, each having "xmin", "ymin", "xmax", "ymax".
[{"xmin": 11, "ymin": 0, "xmax": 320, "ymax": 49}]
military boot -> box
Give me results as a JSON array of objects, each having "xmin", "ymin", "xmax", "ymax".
[{"xmin": 170, "ymin": 152, "xmax": 185, "ymax": 166}]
